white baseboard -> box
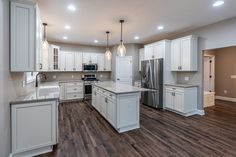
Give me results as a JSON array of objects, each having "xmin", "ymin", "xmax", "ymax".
[
  {"xmin": 215, "ymin": 96, "xmax": 236, "ymax": 102},
  {"xmin": 195, "ymin": 110, "xmax": 205, "ymax": 116}
]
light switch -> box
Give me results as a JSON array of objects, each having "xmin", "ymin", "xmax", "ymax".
[{"xmin": 230, "ymin": 75, "xmax": 236, "ymax": 79}]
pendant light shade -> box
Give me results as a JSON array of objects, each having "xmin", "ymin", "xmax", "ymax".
[
  {"xmin": 42, "ymin": 23, "xmax": 49, "ymax": 49},
  {"xmin": 117, "ymin": 20, "xmax": 126, "ymax": 57},
  {"xmin": 105, "ymin": 31, "xmax": 112, "ymax": 60}
]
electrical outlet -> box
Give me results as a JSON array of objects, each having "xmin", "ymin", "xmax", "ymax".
[
  {"xmin": 184, "ymin": 76, "xmax": 190, "ymax": 81},
  {"xmin": 100, "ymin": 74, "xmax": 103, "ymax": 78},
  {"xmin": 53, "ymin": 75, "xmax": 57, "ymax": 79},
  {"xmin": 224, "ymin": 90, "xmax": 228, "ymax": 94},
  {"xmin": 72, "ymin": 75, "xmax": 74, "ymax": 78}
]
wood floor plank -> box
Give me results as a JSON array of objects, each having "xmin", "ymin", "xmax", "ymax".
[{"xmin": 38, "ymin": 100, "xmax": 236, "ymax": 157}]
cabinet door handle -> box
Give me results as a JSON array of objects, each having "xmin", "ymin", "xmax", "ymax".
[
  {"xmin": 117, "ymin": 78, "xmax": 120, "ymax": 80},
  {"xmin": 40, "ymin": 63, "xmax": 43, "ymax": 70}
]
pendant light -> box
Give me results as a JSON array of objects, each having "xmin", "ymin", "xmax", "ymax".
[
  {"xmin": 117, "ymin": 20, "xmax": 126, "ymax": 57},
  {"xmin": 105, "ymin": 31, "xmax": 112, "ymax": 60},
  {"xmin": 42, "ymin": 23, "xmax": 49, "ymax": 49}
]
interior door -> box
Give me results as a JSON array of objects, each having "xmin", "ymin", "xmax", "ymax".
[
  {"xmin": 171, "ymin": 39, "xmax": 181, "ymax": 71},
  {"xmin": 116, "ymin": 56, "xmax": 133, "ymax": 85}
]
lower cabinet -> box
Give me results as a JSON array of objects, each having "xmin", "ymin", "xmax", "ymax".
[
  {"xmin": 59, "ymin": 81, "xmax": 84, "ymax": 101},
  {"xmin": 164, "ymin": 85, "xmax": 197, "ymax": 116},
  {"xmin": 11, "ymin": 100, "xmax": 58, "ymax": 157},
  {"xmin": 92, "ymin": 86, "xmax": 140, "ymax": 133}
]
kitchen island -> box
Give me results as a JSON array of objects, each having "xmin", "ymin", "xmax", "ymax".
[{"xmin": 92, "ymin": 81, "xmax": 146, "ymax": 133}]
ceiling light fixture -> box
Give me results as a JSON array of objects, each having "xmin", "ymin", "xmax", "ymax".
[
  {"xmin": 134, "ymin": 36, "xmax": 140, "ymax": 40},
  {"xmin": 105, "ymin": 31, "xmax": 112, "ymax": 60},
  {"xmin": 157, "ymin": 25, "xmax": 164, "ymax": 30},
  {"xmin": 63, "ymin": 36, "xmax": 68, "ymax": 40},
  {"xmin": 67, "ymin": 4, "xmax": 76, "ymax": 11},
  {"xmin": 213, "ymin": 0, "xmax": 224, "ymax": 7},
  {"xmin": 42, "ymin": 23, "xmax": 49, "ymax": 49},
  {"xmin": 117, "ymin": 20, "xmax": 126, "ymax": 57},
  {"xmin": 64, "ymin": 25, "xmax": 71, "ymax": 30},
  {"xmin": 94, "ymin": 40, "xmax": 98, "ymax": 43}
]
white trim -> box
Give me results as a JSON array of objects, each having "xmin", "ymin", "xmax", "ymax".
[
  {"xmin": 9, "ymin": 153, "xmax": 13, "ymax": 157},
  {"xmin": 215, "ymin": 96, "xmax": 236, "ymax": 102},
  {"xmin": 195, "ymin": 110, "xmax": 205, "ymax": 116}
]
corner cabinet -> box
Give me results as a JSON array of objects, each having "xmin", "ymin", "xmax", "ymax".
[
  {"xmin": 171, "ymin": 35, "xmax": 198, "ymax": 71},
  {"xmin": 11, "ymin": 100, "xmax": 58, "ymax": 157},
  {"xmin": 10, "ymin": 0, "xmax": 43, "ymax": 72},
  {"xmin": 164, "ymin": 85, "xmax": 198, "ymax": 116}
]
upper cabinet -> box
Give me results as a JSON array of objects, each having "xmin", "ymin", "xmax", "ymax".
[
  {"xmin": 10, "ymin": 1, "xmax": 42, "ymax": 72},
  {"xmin": 139, "ymin": 48, "xmax": 144, "ymax": 71},
  {"xmin": 82, "ymin": 53, "xmax": 98, "ymax": 64},
  {"xmin": 171, "ymin": 35, "xmax": 198, "ymax": 71},
  {"xmin": 61, "ymin": 51, "xmax": 83, "ymax": 71},
  {"xmin": 144, "ymin": 41, "xmax": 165, "ymax": 60},
  {"xmin": 48, "ymin": 45, "xmax": 61, "ymax": 71}
]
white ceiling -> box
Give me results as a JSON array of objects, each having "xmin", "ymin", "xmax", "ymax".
[{"xmin": 37, "ymin": 0, "xmax": 236, "ymax": 46}]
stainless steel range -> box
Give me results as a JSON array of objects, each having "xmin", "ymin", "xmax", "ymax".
[{"xmin": 82, "ymin": 74, "xmax": 99, "ymax": 99}]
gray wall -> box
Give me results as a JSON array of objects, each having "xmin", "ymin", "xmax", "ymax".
[{"xmin": 111, "ymin": 44, "xmax": 143, "ymax": 83}]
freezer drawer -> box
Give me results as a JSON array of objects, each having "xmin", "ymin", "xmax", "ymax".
[{"xmin": 141, "ymin": 89, "xmax": 163, "ymax": 109}]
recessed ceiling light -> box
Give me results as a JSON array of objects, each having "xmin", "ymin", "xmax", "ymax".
[
  {"xmin": 67, "ymin": 4, "xmax": 76, "ymax": 11},
  {"xmin": 94, "ymin": 40, "xmax": 98, "ymax": 43},
  {"xmin": 134, "ymin": 36, "xmax": 140, "ymax": 40},
  {"xmin": 64, "ymin": 25, "xmax": 71, "ymax": 30},
  {"xmin": 157, "ymin": 26, "xmax": 164, "ymax": 30},
  {"xmin": 63, "ymin": 36, "xmax": 68, "ymax": 40},
  {"xmin": 213, "ymin": 0, "xmax": 224, "ymax": 7}
]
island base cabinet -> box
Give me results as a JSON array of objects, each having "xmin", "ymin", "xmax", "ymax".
[
  {"xmin": 93, "ymin": 86, "xmax": 140, "ymax": 133},
  {"xmin": 11, "ymin": 101, "xmax": 58, "ymax": 157},
  {"xmin": 117, "ymin": 94, "xmax": 140, "ymax": 133}
]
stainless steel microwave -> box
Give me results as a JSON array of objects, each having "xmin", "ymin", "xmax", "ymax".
[{"xmin": 83, "ymin": 64, "xmax": 98, "ymax": 72}]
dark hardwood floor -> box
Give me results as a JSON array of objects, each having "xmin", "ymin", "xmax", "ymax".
[{"xmin": 38, "ymin": 100, "xmax": 236, "ymax": 157}]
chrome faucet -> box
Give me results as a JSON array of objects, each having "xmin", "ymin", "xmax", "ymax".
[{"xmin": 35, "ymin": 73, "xmax": 47, "ymax": 87}]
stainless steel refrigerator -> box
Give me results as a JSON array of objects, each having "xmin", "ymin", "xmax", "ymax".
[{"xmin": 141, "ymin": 59, "xmax": 163, "ymax": 109}]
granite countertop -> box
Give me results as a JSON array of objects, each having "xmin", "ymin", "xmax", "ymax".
[
  {"xmin": 165, "ymin": 83, "xmax": 198, "ymax": 88},
  {"xmin": 11, "ymin": 82, "xmax": 60, "ymax": 105},
  {"xmin": 94, "ymin": 81, "xmax": 148, "ymax": 94}
]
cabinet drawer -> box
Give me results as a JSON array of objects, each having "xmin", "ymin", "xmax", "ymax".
[
  {"xmin": 65, "ymin": 82, "xmax": 83, "ymax": 87},
  {"xmin": 165, "ymin": 86, "xmax": 184, "ymax": 92},
  {"xmin": 66, "ymin": 92, "xmax": 83, "ymax": 99},
  {"xmin": 65, "ymin": 86, "xmax": 83, "ymax": 93}
]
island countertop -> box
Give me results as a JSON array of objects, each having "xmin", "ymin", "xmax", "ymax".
[{"xmin": 94, "ymin": 81, "xmax": 147, "ymax": 94}]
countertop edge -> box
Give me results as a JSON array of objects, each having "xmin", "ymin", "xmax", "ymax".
[
  {"xmin": 165, "ymin": 84, "xmax": 198, "ymax": 88},
  {"xmin": 93, "ymin": 84, "xmax": 142, "ymax": 94},
  {"xmin": 10, "ymin": 98, "xmax": 59, "ymax": 105}
]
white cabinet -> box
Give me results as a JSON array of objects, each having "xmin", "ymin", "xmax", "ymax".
[
  {"xmin": 10, "ymin": 1, "xmax": 40, "ymax": 71},
  {"xmin": 144, "ymin": 41, "xmax": 165, "ymax": 60},
  {"xmin": 139, "ymin": 48, "xmax": 144, "ymax": 71},
  {"xmin": 48, "ymin": 45, "xmax": 61, "ymax": 71},
  {"xmin": 104, "ymin": 57, "xmax": 111, "ymax": 71},
  {"xmin": 11, "ymin": 100, "xmax": 58, "ymax": 157},
  {"xmin": 59, "ymin": 81, "xmax": 84, "ymax": 101},
  {"xmin": 74, "ymin": 52, "xmax": 83, "ymax": 71},
  {"xmin": 171, "ymin": 35, "xmax": 198, "ymax": 71},
  {"xmin": 92, "ymin": 86, "xmax": 140, "ymax": 133},
  {"xmin": 164, "ymin": 85, "xmax": 198, "ymax": 116},
  {"xmin": 82, "ymin": 53, "xmax": 98, "ymax": 64},
  {"xmin": 61, "ymin": 51, "xmax": 83, "ymax": 71},
  {"xmin": 97, "ymin": 54, "xmax": 105, "ymax": 71}
]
